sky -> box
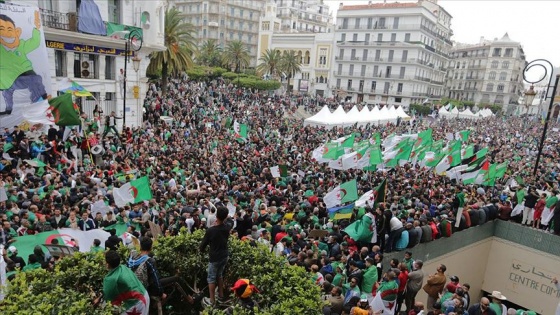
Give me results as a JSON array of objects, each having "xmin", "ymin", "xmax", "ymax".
[{"xmin": 325, "ymin": 0, "xmax": 560, "ymax": 76}]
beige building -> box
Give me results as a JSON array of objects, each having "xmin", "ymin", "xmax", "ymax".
[
  {"xmin": 333, "ymin": 0, "xmax": 453, "ymax": 107},
  {"xmin": 257, "ymin": 2, "xmax": 335, "ymax": 96},
  {"xmin": 171, "ymin": 0, "xmax": 263, "ymax": 67},
  {"xmin": 446, "ymin": 34, "xmax": 526, "ymax": 114}
]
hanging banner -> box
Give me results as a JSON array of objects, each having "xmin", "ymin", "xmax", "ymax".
[{"xmin": 0, "ymin": 3, "xmax": 53, "ymax": 127}]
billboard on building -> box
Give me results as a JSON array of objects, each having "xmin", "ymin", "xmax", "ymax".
[
  {"xmin": 299, "ymin": 80, "xmax": 309, "ymax": 92},
  {"xmin": 0, "ymin": 2, "xmax": 53, "ymax": 128}
]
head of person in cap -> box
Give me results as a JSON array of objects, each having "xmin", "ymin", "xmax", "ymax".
[
  {"xmin": 489, "ymin": 290, "xmax": 507, "ymax": 314},
  {"xmin": 228, "ymin": 279, "xmax": 260, "ymax": 311}
]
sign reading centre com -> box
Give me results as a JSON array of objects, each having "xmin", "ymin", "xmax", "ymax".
[{"xmin": 509, "ymin": 259, "xmax": 560, "ymax": 298}]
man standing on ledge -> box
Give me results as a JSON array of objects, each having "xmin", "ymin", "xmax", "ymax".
[{"xmin": 200, "ymin": 206, "xmax": 230, "ymax": 306}]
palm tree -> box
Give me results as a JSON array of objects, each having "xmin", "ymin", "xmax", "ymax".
[
  {"xmin": 257, "ymin": 49, "xmax": 282, "ymax": 79},
  {"xmin": 222, "ymin": 40, "xmax": 250, "ymax": 73},
  {"xmin": 279, "ymin": 50, "xmax": 302, "ymax": 93},
  {"xmin": 197, "ymin": 40, "xmax": 223, "ymax": 67},
  {"xmin": 147, "ymin": 8, "xmax": 196, "ymax": 96}
]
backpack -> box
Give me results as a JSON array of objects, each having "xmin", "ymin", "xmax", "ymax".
[{"xmin": 129, "ymin": 254, "xmax": 150, "ymax": 288}]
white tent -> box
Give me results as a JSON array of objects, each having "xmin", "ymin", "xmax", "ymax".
[
  {"xmin": 439, "ymin": 107, "xmax": 450, "ymax": 117},
  {"xmin": 450, "ymin": 107, "xmax": 460, "ymax": 116},
  {"xmin": 459, "ymin": 108, "xmax": 475, "ymax": 119},
  {"xmin": 344, "ymin": 105, "xmax": 362, "ymax": 125},
  {"xmin": 303, "ymin": 105, "xmax": 332, "ymax": 127},
  {"xmin": 395, "ymin": 106, "xmax": 411, "ymax": 119},
  {"xmin": 356, "ymin": 106, "xmax": 372, "ymax": 125}
]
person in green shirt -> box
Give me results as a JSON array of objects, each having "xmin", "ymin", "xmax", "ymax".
[
  {"xmin": 402, "ymin": 251, "xmax": 414, "ymax": 272},
  {"xmin": 361, "ymin": 257, "xmax": 378, "ymax": 305},
  {"xmin": 0, "ymin": 11, "xmax": 47, "ymax": 115},
  {"xmin": 90, "ymin": 239, "xmax": 104, "ymax": 253},
  {"xmin": 489, "ymin": 291, "xmax": 507, "ymax": 315},
  {"xmin": 22, "ymin": 254, "xmax": 42, "ymax": 272}
]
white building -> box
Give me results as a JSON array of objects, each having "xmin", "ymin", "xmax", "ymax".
[
  {"xmin": 333, "ymin": 0, "xmax": 453, "ymax": 107},
  {"xmin": 446, "ymin": 34, "xmax": 526, "ymax": 114},
  {"xmin": 19, "ymin": 0, "xmax": 166, "ymax": 128},
  {"xmin": 275, "ymin": 0, "xmax": 333, "ymax": 33},
  {"xmin": 257, "ymin": 2, "xmax": 336, "ymax": 96}
]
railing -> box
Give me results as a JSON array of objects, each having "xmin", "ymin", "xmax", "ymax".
[
  {"xmin": 82, "ymin": 99, "xmax": 117, "ymax": 120},
  {"xmin": 40, "ymin": 8, "xmax": 75, "ymax": 31}
]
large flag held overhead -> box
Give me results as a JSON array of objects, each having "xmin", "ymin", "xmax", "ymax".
[
  {"xmin": 270, "ymin": 165, "xmax": 288, "ymax": 178},
  {"xmin": 233, "ymin": 121, "xmax": 248, "ymax": 142},
  {"xmin": 113, "ymin": 176, "xmax": 153, "ymax": 207},
  {"xmin": 344, "ymin": 212, "xmax": 374, "ymax": 242},
  {"xmin": 328, "ymin": 203, "xmax": 355, "ymax": 220},
  {"xmin": 48, "ymin": 93, "xmax": 81, "ymax": 126},
  {"xmin": 323, "ymin": 179, "xmax": 359, "ymax": 208}
]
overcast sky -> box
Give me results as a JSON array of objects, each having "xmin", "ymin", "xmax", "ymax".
[{"xmin": 325, "ymin": 0, "xmax": 560, "ymax": 76}]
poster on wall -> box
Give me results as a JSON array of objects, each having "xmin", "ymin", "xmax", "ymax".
[
  {"xmin": 0, "ymin": 2, "xmax": 53, "ymax": 128},
  {"xmin": 299, "ymin": 80, "xmax": 309, "ymax": 93}
]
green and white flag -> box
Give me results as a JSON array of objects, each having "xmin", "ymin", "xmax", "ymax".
[
  {"xmin": 270, "ymin": 165, "xmax": 288, "ymax": 178},
  {"xmin": 113, "ymin": 176, "xmax": 153, "ymax": 207},
  {"xmin": 323, "ymin": 179, "xmax": 359, "ymax": 208},
  {"xmin": 233, "ymin": 121, "xmax": 247, "ymax": 142}
]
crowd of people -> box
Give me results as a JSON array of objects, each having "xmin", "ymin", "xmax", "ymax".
[{"xmin": 1, "ymin": 76, "xmax": 559, "ymax": 315}]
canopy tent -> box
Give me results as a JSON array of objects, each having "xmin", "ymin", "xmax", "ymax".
[
  {"xmin": 304, "ymin": 105, "xmax": 409, "ymax": 128},
  {"xmin": 303, "ymin": 105, "xmax": 332, "ymax": 127},
  {"xmin": 459, "ymin": 108, "xmax": 476, "ymax": 119}
]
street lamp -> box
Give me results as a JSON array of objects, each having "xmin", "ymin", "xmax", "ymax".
[
  {"xmin": 523, "ymin": 84, "xmax": 537, "ymax": 115},
  {"xmin": 123, "ymin": 29, "xmax": 143, "ymax": 129},
  {"xmin": 132, "ymin": 54, "xmax": 142, "ymax": 72},
  {"xmin": 522, "ymin": 59, "xmax": 560, "ymax": 175}
]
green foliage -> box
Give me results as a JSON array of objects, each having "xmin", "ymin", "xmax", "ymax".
[
  {"xmin": 0, "ymin": 252, "xmax": 114, "ymax": 315},
  {"xmin": 196, "ymin": 40, "xmax": 223, "ymax": 67},
  {"xmin": 221, "ymin": 72, "xmax": 280, "ymax": 90},
  {"xmin": 479, "ymin": 104, "xmax": 503, "ymax": 114},
  {"xmin": 222, "ymin": 40, "xmax": 251, "ymax": 73},
  {"xmin": 409, "ymin": 104, "xmax": 433, "ymax": 115}
]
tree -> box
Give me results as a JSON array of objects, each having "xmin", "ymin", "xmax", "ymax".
[
  {"xmin": 256, "ymin": 49, "xmax": 282, "ymax": 79},
  {"xmin": 279, "ymin": 50, "xmax": 302, "ymax": 93},
  {"xmin": 147, "ymin": 8, "xmax": 196, "ymax": 96},
  {"xmin": 222, "ymin": 40, "xmax": 250, "ymax": 73},
  {"xmin": 197, "ymin": 40, "xmax": 223, "ymax": 67}
]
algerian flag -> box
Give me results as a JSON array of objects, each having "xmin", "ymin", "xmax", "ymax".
[
  {"xmin": 24, "ymin": 158, "xmax": 47, "ymax": 167},
  {"xmin": 370, "ymin": 146, "xmax": 383, "ymax": 165},
  {"xmin": 311, "ymin": 145, "xmax": 330, "ymax": 163},
  {"xmin": 341, "ymin": 151, "xmax": 359, "ymax": 170},
  {"xmin": 323, "ymin": 142, "xmax": 344, "ymax": 160},
  {"xmin": 369, "ymin": 132, "xmax": 381, "ymax": 146},
  {"xmin": 462, "ymin": 145, "xmax": 475, "ymax": 159},
  {"xmin": 233, "ymin": 121, "xmax": 247, "ymax": 142},
  {"xmin": 356, "ymin": 149, "xmax": 371, "ymax": 169},
  {"xmin": 475, "ymin": 147, "xmax": 489, "ymax": 159},
  {"xmin": 416, "ymin": 128, "xmax": 433, "ymax": 147},
  {"xmin": 323, "ymin": 179, "xmax": 359, "ymax": 208},
  {"xmin": 340, "ymin": 134, "xmax": 355, "ymax": 148},
  {"xmin": 456, "ymin": 129, "xmax": 471, "ymax": 142},
  {"xmin": 355, "ymin": 190, "xmax": 375, "ymax": 207},
  {"xmin": 344, "ymin": 213, "xmax": 374, "ymax": 242},
  {"xmin": 462, "ymin": 160, "xmax": 489, "ymax": 184},
  {"xmin": 494, "ymin": 162, "xmax": 508, "ymax": 179},
  {"xmin": 270, "ymin": 165, "xmax": 288, "ymax": 178},
  {"xmin": 372, "ymin": 287, "xmax": 397, "ymax": 314},
  {"xmin": 328, "ymin": 156, "xmax": 344, "ymax": 170},
  {"xmin": 113, "ymin": 176, "xmax": 153, "ymax": 207}
]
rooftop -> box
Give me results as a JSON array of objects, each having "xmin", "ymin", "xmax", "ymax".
[{"xmin": 339, "ymin": 2, "xmax": 418, "ymax": 10}]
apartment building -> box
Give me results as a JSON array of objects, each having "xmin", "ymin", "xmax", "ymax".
[
  {"xmin": 333, "ymin": 0, "xmax": 453, "ymax": 107},
  {"xmin": 446, "ymin": 34, "xmax": 526, "ymax": 114},
  {"xmin": 18, "ymin": 0, "xmax": 165, "ymax": 128},
  {"xmin": 257, "ymin": 2, "xmax": 335, "ymax": 96},
  {"xmin": 172, "ymin": 0, "xmax": 263, "ymax": 67},
  {"xmin": 275, "ymin": 0, "xmax": 333, "ymax": 33}
]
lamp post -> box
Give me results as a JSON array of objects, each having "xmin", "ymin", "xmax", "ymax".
[
  {"xmin": 523, "ymin": 84, "xmax": 537, "ymax": 116},
  {"xmin": 123, "ymin": 29, "xmax": 143, "ymax": 129},
  {"xmin": 522, "ymin": 59, "xmax": 560, "ymax": 175}
]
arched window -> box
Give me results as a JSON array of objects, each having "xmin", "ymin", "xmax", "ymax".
[
  {"xmin": 489, "ymin": 72, "xmax": 496, "ymax": 80},
  {"xmin": 499, "ymin": 72, "xmax": 507, "ymax": 80}
]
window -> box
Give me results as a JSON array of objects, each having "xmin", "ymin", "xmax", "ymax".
[
  {"xmin": 399, "ymin": 67, "xmax": 405, "ymax": 79},
  {"xmin": 388, "ymin": 50, "xmax": 394, "ymax": 62},
  {"xmin": 383, "ymin": 82, "xmax": 390, "ymax": 93},
  {"xmin": 502, "ymin": 61, "xmax": 510, "ymax": 69},
  {"xmin": 395, "ymin": 97, "xmax": 402, "ymax": 103},
  {"xmin": 203, "ymin": 29, "xmax": 207, "ymax": 38},
  {"xmin": 367, "ymin": 17, "xmax": 373, "ymax": 29},
  {"xmin": 203, "ymin": 19, "xmax": 207, "ymax": 26},
  {"xmin": 491, "ymin": 61, "xmax": 499, "ymax": 68},
  {"xmin": 238, "ymin": 32, "xmax": 242, "ymax": 40},
  {"xmin": 397, "ymin": 83, "xmax": 403, "ymax": 92},
  {"xmin": 361, "ymin": 65, "xmax": 366, "ymax": 76},
  {"xmin": 486, "ymin": 83, "xmax": 494, "ymax": 92},
  {"xmin": 379, "ymin": 17, "xmax": 386, "ymax": 28},
  {"xmin": 365, "ymin": 33, "xmax": 370, "ymax": 43},
  {"xmin": 362, "ymin": 49, "xmax": 368, "ymax": 60},
  {"xmin": 239, "ymin": 9, "xmax": 244, "ymax": 17},
  {"xmin": 203, "ymin": 3, "xmax": 207, "ymax": 12},
  {"xmin": 499, "ymin": 72, "xmax": 507, "ymax": 80},
  {"xmin": 336, "ymin": 78, "xmax": 341, "ymax": 89},
  {"xmin": 350, "ymin": 49, "xmax": 356, "ymax": 59},
  {"xmin": 105, "ymin": 92, "xmax": 114, "ymax": 101},
  {"xmin": 347, "ymin": 79, "xmax": 352, "ymax": 90},
  {"xmin": 342, "ymin": 18, "xmax": 348, "ymax": 29},
  {"xmin": 359, "ymin": 80, "xmax": 364, "ymax": 92},
  {"xmin": 505, "ymin": 48, "xmax": 513, "ymax": 57},
  {"xmin": 404, "ymin": 33, "xmax": 410, "ymax": 42},
  {"xmin": 371, "ymin": 81, "xmax": 377, "ymax": 91},
  {"xmin": 492, "ymin": 48, "xmax": 501, "ymax": 57},
  {"xmin": 262, "ymin": 21, "xmax": 269, "ymax": 30},
  {"xmin": 340, "ymin": 34, "xmax": 346, "ymax": 42},
  {"xmin": 497, "ymin": 84, "xmax": 504, "ymax": 92},
  {"xmin": 352, "ymin": 33, "xmax": 358, "ymax": 41},
  {"xmin": 250, "ymin": 12, "xmax": 253, "ymax": 20},
  {"xmin": 105, "ymin": 56, "xmax": 115, "ymax": 80},
  {"xmin": 230, "ymin": 7, "xmax": 234, "ymax": 15},
  {"xmin": 337, "ymin": 64, "xmax": 342, "ymax": 75},
  {"xmin": 385, "ymin": 66, "xmax": 391, "ymax": 78},
  {"xmin": 55, "ymin": 50, "xmax": 66, "ymax": 77},
  {"xmin": 393, "ymin": 17, "xmax": 399, "ymax": 29},
  {"xmin": 355, "ymin": 18, "xmax": 360, "ymax": 29},
  {"xmin": 489, "ymin": 72, "xmax": 496, "ymax": 80},
  {"xmin": 377, "ymin": 33, "xmax": 383, "ymax": 42},
  {"xmin": 248, "ymin": 34, "xmax": 253, "ymax": 43},
  {"xmin": 108, "ymin": 0, "xmax": 121, "ymax": 23},
  {"xmin": 349, "ymin": 65, "xmax": 354, "ymax": 75},
  {"xmin": 229, "ymin": 32, "xmax": 233, "ymax": 39},
  {"xmin": 401, "ymin": 50, "xmax": 408, "ymax": 62},
  {"xmin": 390, "ymin": 33, "xmax": 396, "ymax": 41},
  {"xmin": 339, "ymin": 49, "xmax": 344, "ymax": 59}
]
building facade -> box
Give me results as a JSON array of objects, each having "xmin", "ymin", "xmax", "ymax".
[
  {"xmin": 446, "ymin": 34, "xmax": 526, "ymax": 114},
  {"xmin": 171, "ymin": 0, "xmax": 263, "ymax": 67},
  {"xmin": 19, "ymin": 0, "xmax": 165, "ymax": 128},
  {"xmin": 333, "ymin": 0, "xmax": 453, "ymax": 107},
  {"xmin": 275, "ymin": 0, "xmax": 333, "ymax": 33},
  {"xmin": 257, "ymin": 2, "xmax": 335, "ymax": 96}
]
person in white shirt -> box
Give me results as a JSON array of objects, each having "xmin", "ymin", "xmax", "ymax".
[{"xmin": 386, "ymin": 211, "xmax": 404, "ymax": 253}]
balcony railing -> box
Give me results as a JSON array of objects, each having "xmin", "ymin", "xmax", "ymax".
[{"xmin": 41, "ymin": 8, "xmax": 75, "ymax": 31}]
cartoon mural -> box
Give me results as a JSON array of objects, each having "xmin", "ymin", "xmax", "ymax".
[{"xmin": 0, "ymin": 2, "xmax": 52, "ymax": 127}]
